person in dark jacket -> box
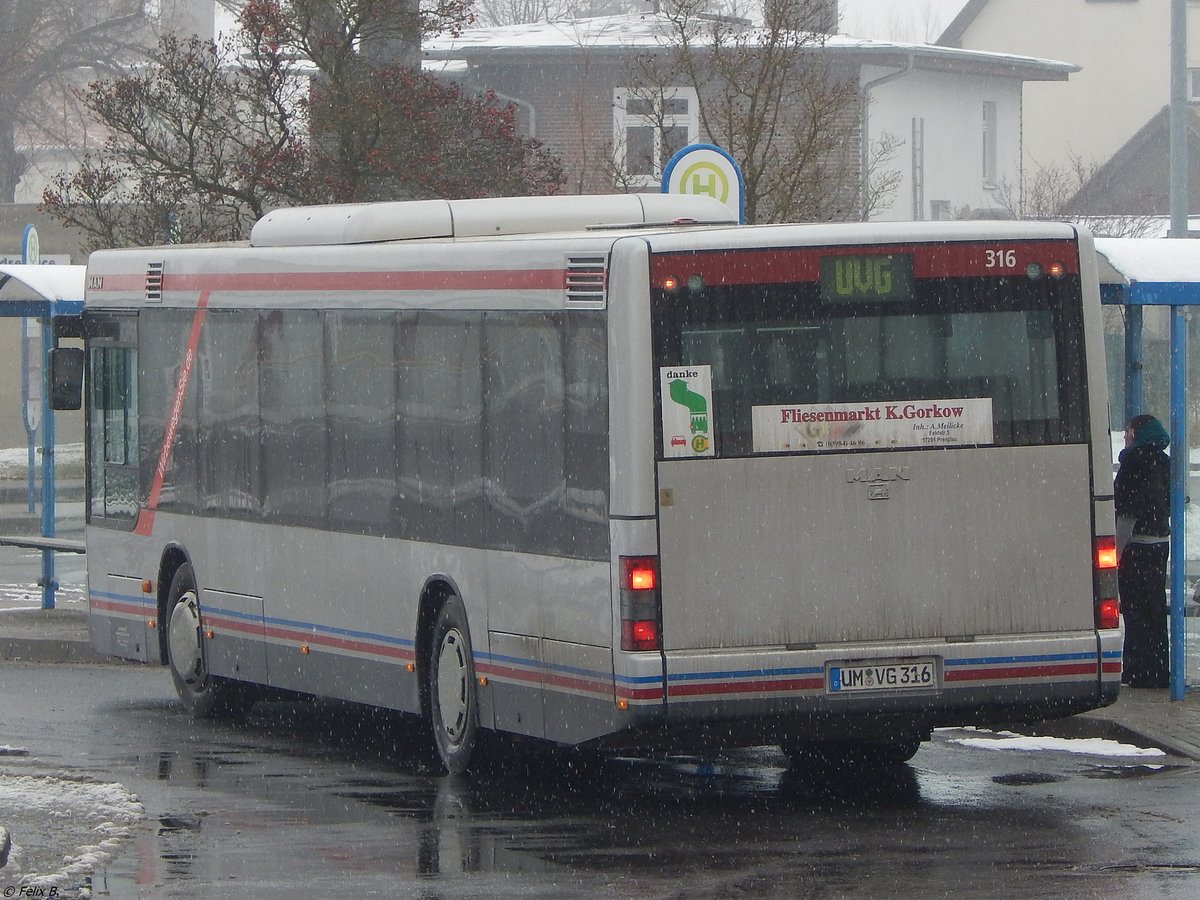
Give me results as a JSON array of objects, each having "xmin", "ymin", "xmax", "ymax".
[{"xmin": 1114, "ymin": 414, "xmax": 1171, "ymax": 688}]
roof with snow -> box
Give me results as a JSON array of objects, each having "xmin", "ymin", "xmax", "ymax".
[
  {"xmin": 1096, "ymin": 238, "xmax": 1200, "ymax": 285},
  {"xmin": 1095, "ymin": 237, "xmax": 1200, "ymax": 305},
  {"xmin": 423, "ymin": 13, "xmax": 1076, "ymax": 81},
  {"xmin": 0, "ymin": 264, "xmax": 85, "ymax": 317}
]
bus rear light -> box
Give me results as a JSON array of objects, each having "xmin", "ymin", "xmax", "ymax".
[
  {"xmin": 1096, "ymin": 597, "xmax": 1120, "ymax": 630},
  {"xmin": 1094, "ymin": 536, "xmax": 1120, "ymax": 630},
  {"xmin": 622, "ymin": 557, "xmax": 657, "ymax": 591},
  {"xmin": 1095, "ymin": 536, "xmax": 1118, "ymax": 570},
  {"xmin": 620, "ymin": 555, "xmax": 661, "ymax": 651},
  {"xmin": 1026, "ymin": 261, "xmax": 1067, "ymax": 281},
  {"xmin": 622, "ymin": 619, "xmax": 660, "ymax": 651}
]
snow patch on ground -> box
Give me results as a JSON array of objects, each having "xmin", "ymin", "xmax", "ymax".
[
  {"xmin": 0, "ymin": 583, "xmax": 87, "ymax": 609},
  {"xmin": 0, "ymin": 443, "xmax": 84, "ymax": 480},
  {"xmin": 943, "ymin": 727, "xmax": 1166, "ymax": 758},
  {"xmin": 0, "ymin": 764, "xmax": 145, "ymax": 898}
]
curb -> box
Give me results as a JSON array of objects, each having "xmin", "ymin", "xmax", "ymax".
[
  {"xmin": 1006, "ymin": 705, "xmax": 1200, "ymax": 762},
  {"xmin": 0, "ymin": 610, "xmax": 115, "ymax": 665},
  {"xmin": 0, "ymin": 635, "xmax": 115, "ymax": 664}
]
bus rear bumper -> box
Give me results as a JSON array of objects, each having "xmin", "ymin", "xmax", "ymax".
[{"xmin": 606, "ymin": 631, "xmax": 1121, "ymax": 752}]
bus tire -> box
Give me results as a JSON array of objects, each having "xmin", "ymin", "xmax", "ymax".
[
  {"xmin": 165, "ymin": 563, "xmax": 253, "ymax": 718},
  {"xmin": 425, "ymin": 594, "xmax": 479, "ymax": 775}
]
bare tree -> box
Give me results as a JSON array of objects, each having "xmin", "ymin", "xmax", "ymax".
[
  {"xmin": 994, "ymin": 152, "xmax": 1159, "ymax": 238},
  {"xmin": 860, "ymin": 130, "xmax": 904, "ymax": 221},
  {"xmin": 472, "ymin": 0, "xmax": 638, "ymax": 27},
  {"xmin": 621, "ymin": 0, "xmax": 862, "ymax": 224},
  {"xmin": 42, "ymin": 0, "xmax": 563, "ymax": 250},
  {"xmin": 0, "ymin": 0, "xmax": 149, "ymax": 202}
]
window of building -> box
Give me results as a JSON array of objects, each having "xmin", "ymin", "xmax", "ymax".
[
  {"xmin": 613, "ymin": 87, "xmax": 698, "ymax": 187},
  {"xmin": 982, "ymin": 100, "xmax": 998, "ymax": 188},
  {"xmin": 1189, "ymin": 68, "xmax": 1200, "ymax": 101}
]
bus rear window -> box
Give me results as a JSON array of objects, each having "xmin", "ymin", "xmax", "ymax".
[{"xmin": 651, "ymin": 254, "xmax": 1088, "ymax": 458}]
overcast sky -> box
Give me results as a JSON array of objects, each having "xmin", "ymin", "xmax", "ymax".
[{"xmin": 839, "ymin": 0, "xmax": 969, "ymax": 42}]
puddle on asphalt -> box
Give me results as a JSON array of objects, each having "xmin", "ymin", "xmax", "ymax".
[
  {"xmin": 992, "ymin": 772, "xmax": 1066, "ymax": 786},
  {"xmin": 1081, "ymin": 764, "xmax": 1187, "ymax": 779}
]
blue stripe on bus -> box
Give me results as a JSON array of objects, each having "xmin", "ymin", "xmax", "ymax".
[
  {"xmin": 667, "ymin": 665, "xmax": 824, "ymax": 681},
  {"xmin": 944, "ymin": 651, "xmax": 1098, "ymax": 666},
  {"xmin": 91, "ymin": 589, "xmax": 154, "ymax": 605},
  {"xmin": 478, "ymin": 650, "xmax": 638, "ymax": 683},
  {"xmin": 91, "ymin": 591, "xmax": 1113, "ymax": 683}
]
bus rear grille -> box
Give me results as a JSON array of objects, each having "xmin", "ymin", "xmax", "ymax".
[
  {"xmin": 565, "ymin": 255, "xmax": 607, "ymax": 307},
  {"xmin": 145, "ymin": 262, "xmax": 164, "ymax": 303}
]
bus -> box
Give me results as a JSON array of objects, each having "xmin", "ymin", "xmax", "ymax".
[{"xmin": 62, "ymin": 193, "xmax": 1121, "ymax": 774}]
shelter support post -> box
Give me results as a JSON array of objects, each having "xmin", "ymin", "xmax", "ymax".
[
  {"xmin": 39, "ymin": 316, "xmax": 58, "ymax": 609},
  {"xmin": 1169, "ymin": 308, "xmax": 1188, "ymax": 700},
  {"xmin": 1124, "ymin": 305, "xmax": 1144, "ymax": 425}
]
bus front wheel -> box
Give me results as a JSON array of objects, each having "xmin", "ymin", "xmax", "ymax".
[
  {"xmin": 425, "ymin": 594, "xmax": 479, "ymax": 775},
  {"xmin": 165, "ymin": 563, "xmax": 253, "ymax": 718}
]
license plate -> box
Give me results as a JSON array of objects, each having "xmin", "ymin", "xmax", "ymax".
[{"xmin": 827, "ymin": 658, "xmax": 937, "ymax": 693}]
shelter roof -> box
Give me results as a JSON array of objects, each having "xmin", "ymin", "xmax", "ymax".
[
  {"xmin": 1095, "ymin": 237, "xmax": 1200, "ymax": 305},
  {"xmin": 0, "ymin": 264, "xmax": 85, "ymax": 317}
]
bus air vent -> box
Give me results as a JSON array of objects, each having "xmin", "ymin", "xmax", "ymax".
[
  {"xmin": 565, "ymin": 255, "xmax": 607, "ymax": 307},
  {"xmin": 145, "ymin": 262, "xmax": 165, "ymax": 303}
]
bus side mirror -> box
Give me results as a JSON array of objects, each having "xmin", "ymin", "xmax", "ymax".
[{"xmin": 49, "ymin": 347, "xmax": 84, "ymax": 411}]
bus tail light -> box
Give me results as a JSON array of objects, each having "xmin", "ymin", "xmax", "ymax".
[
  {"xmin": 1095, "ymin": 536, "xmax": 1118, "ymax": 570},
  {"xmin": 620, "ymin": 555, "xmax": 661, "ymax": 651},
  {"xmin": 1094, "ymin": 536, "xmax": 1120, "ymax": 630}
]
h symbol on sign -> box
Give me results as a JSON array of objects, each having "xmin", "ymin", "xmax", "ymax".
[{"xmin": 688, "ymin": 171, "xmax": 720, "ymax": 199}]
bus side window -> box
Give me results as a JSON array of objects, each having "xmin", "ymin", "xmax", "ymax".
[{"xmin": 88, "ymin": 336, "xmax": 139, "ymax": 524}]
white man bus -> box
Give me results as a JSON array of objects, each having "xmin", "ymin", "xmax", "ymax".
[{"xmin": 53, "ymin": 193, "xmax": 1121, "ymax": 774}]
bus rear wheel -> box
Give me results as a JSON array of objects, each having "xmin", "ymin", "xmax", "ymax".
[
  {"xmin": 425, "ymin": 594, "xmax": 479, "ymax": 775},
  {"xmin": 165, "ymin": 563, "xmax": 253, "ymax": 718}
]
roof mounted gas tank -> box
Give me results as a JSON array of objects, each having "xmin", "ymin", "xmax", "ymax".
[{"xmin": 249, "ymin": 193, "xmax": 736, "ymax": 247}]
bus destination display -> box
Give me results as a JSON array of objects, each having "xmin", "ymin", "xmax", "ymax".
[{"xmin": 818, "ymin": 252, "xmax": 914, "ymax": 303}]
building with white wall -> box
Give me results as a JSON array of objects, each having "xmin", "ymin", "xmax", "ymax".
[
  {"xmin": 861, "ymin": 52, "xmax": 1047, "ymax": 221},
  {"xmin": 939, "ymin": 0, "xmax": 1200, "ymax": 178}
]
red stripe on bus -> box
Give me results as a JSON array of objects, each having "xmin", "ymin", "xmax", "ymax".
[
  {"xmin": 616, "ymin": 686, "xmax": 666, "ymax": 702},
  {"xmin": 90, "ymin": 597, "xmax": 151, "ymax": 616},
  {"xmin": 478, "ymin": 662, "xmax": 614, "ymax": 698},
  {"xmin": 257, "ymin": 623, "xmax": 415, "ymax": 660},
  {"xmin": 943, "ymin": 662, "xmax": 1098, "ymax": 682},
  {"xmin": 92, "ymin": 269, "xmax": 569, "ymax": 295},
  {"xmin": 135, "ymin": 292, "xmax": 210, "ymax": 537},
  {"xmin": 667, "ymin": 676, "xmax": 825, "ymax": 697},
  {"xmin": 649, "ymin": 240, "xmax": 1079, "ymax": 286},
  {"xmin": 665, "ymin": 661, "xmax": 1099, "ymax": 698}
]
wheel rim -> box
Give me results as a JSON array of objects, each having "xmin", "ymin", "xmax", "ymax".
[
  {"xmin": 435, "ymin": 628, "xmax": 470, "ymax": 746},
  {"xmin": 168, "ymin": 591, "xmax": 205, "ymax": 685}
]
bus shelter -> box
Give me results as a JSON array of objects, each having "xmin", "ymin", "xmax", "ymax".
[
  {"xmin": 1095, "ymin": 237, "xmax": 1199, "ymax": 701},
  {"xmin": 0, "ymin": 263, "xmax": 85, "ymax": 609}
]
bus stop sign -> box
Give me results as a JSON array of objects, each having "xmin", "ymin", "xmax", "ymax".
[{"xmin": 661, "ymin": 144, "xmax": 745, "ymax": 224}]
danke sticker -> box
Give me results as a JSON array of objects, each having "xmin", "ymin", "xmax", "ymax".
[{"xmin": 660, "ymin": 366, "xmax": 716, "ymax": 458}]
